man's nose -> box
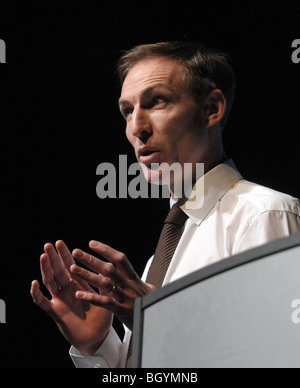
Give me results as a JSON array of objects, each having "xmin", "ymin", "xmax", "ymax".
[{"xmin": 130, "ymin": 108, "xmax": 152, "ymax": 142}]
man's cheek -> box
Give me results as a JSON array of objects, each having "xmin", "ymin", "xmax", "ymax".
[
  {"xmin": 125, "ymin": 129, "xmax": 135, "ymax": 148},
  {"xmin": 156, "ymin": 116, "xmax": 182, "ymax": 143}
]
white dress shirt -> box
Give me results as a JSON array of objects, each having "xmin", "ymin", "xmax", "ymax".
[{"xmin": 70, "ymin": 160, "xmax": 300, "ymax": 368}]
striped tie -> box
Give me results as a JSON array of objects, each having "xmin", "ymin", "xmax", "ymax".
[
  {"xmin": 146, "ymin": 203, "xmax": 188, "ymax": 287},
  {"xmin": 126, "ymin": 203, "xmax": 188, "ymax": 367}
]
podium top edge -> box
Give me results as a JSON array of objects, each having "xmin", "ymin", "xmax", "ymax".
[{"xmin": 140, "ymin": 231, "xmax": 300, "ymax": 310}]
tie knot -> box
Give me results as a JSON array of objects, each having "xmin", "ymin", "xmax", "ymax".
[{"xmin": 165, "ymin": 203, "xmax": 188, "ymax": 226}]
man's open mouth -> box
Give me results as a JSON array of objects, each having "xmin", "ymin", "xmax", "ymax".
[{"xmin": 138, "ymin": 148, "xmax": 160, "ymax": 165}]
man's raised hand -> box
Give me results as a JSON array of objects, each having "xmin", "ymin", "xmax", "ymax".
[
  {"xmin": 30, "ymin": 240, "xmax": 113, "ymax": 356},
  {"xmin": 71, "ymin": 240, "xmax": 156, "ymax": 331}
]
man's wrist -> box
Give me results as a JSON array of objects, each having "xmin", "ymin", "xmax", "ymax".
[{"xmin": 77, "ymin": 331, "xmax": 110, "ymax": 356}]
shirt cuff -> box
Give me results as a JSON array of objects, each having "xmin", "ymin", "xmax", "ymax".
[{"xmin": 69, "ymin": 328, "xmax": 122, "ymax": 368}]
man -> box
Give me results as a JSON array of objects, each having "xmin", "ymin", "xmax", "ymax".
[{"xmin": 30, "ymin": 41, "xmax": 300, "ymax": 368}]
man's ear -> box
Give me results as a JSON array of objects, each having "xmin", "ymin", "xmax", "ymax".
[{"xmin": 204, "ymin": 89, "xmax": 226, "ymax": 128}]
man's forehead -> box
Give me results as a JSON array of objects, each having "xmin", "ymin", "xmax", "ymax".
[{"xmin": 120, "ymin": 57, "xmax": 184, "ymax": 101}]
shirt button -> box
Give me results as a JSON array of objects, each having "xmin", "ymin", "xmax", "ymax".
[{"xmin": 94, "ymin": 363, "xmax": 101, "ymax": 368}]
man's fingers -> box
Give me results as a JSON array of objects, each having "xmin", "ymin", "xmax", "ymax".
[
  {"xmin": 70, "ymin": 264, "xmax": 127, "ymax": 301},
  {"xmin": 89, "ymin": 241, "xmax": 139, "ymax": 281},
  {"xmin": 71, "ymin": 274, "xmax": 97, "ymax": 294},
  {"xmin": 72, "ymin": 248, "xmax": 128, "ymax": 287},
  {"xmin": 30, "ymin": 280, "xmax": 52, "ymax": 313},
  {"xmin": 75, "ymin": 291, "xmax": 121, "ymax": 313},
  {"xmin": 56, "ymin": 240, "xmax": 75, "ymax": 270},
  {"xmin": 72, "ymin": 248, "xmax": 106, "ymax": 274},
  {"xmin": 45, "ymin": 243, "xmax": 71, "ymax": 288},
  {"xmin": 71, "ymin": 264, "xmax": 114, "ymax": 291},
  {"xmin": 40, "ymin": 253, "xmax": 59, "ymax": 295}
]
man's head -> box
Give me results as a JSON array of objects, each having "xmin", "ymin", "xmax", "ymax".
[
  {"xmin": 117, "ymin": 41, "xmax": 236, "ymax": 193},
  {"xmin": 118, "ymin": 41, "xmax": 236, "ymax": 128}
]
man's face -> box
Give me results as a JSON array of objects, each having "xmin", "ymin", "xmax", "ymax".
[{"xmin": 118, "ymin": 57, "xmax": 210, "ymax": 185}]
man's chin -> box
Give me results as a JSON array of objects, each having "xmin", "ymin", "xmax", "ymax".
[
  {"xmin": 141, "ymin": 165, "xmax": 163, "ymax": 186},
  {"xmin": 140, "ymin": 162, "xmax": 174, "ymax": 186}
]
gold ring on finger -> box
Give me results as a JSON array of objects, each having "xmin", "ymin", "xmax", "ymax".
[{"xmin": 112, "ymin": 284, "xmax": 118, "ymax": 292}]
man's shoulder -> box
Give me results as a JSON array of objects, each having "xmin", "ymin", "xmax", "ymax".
[{"xmin": 226, "ymin": 179, "xmax": 300, "ymax": 215}]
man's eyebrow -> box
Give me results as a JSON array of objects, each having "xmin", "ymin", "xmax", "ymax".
[{"xmin": 118, "ymin": 83, "xmax": 174, "ymax": 107}]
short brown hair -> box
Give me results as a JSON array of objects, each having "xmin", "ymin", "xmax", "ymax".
[{"xmin": 117, "ymin": 41, "xmax": 236, "ymax": 128}]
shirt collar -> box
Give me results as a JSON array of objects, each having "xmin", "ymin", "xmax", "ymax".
[{"xmin": 180, "ymin": 159, "xmax": 243, "ymax": 225}]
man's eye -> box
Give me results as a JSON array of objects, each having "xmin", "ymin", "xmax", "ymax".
[
  {"xmin": 153, "ymin": 97, "xmax": 164, "ymax": 106},
  {"xmin": 123, "ymin": 108, "xmax": 133, "ymax": 118}
]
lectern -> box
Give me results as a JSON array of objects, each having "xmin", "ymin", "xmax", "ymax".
[{"xmin": 132, "ymin": 232, "xmax": 300, "ymax": 368}]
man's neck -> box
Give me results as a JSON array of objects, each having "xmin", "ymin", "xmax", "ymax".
[{"xmin": 170, "ymin": 150, "xmax": 228, "ymax": 202}]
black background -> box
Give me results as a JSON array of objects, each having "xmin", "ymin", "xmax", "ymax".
[{"xmin": 1, "ymin": 1, "xmax": 300, "ymax": 368}]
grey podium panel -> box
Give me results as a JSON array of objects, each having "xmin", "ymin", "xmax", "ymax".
[{"xmin": 132, "ymin": 233, "xmax": 300, "ymax": 368}]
